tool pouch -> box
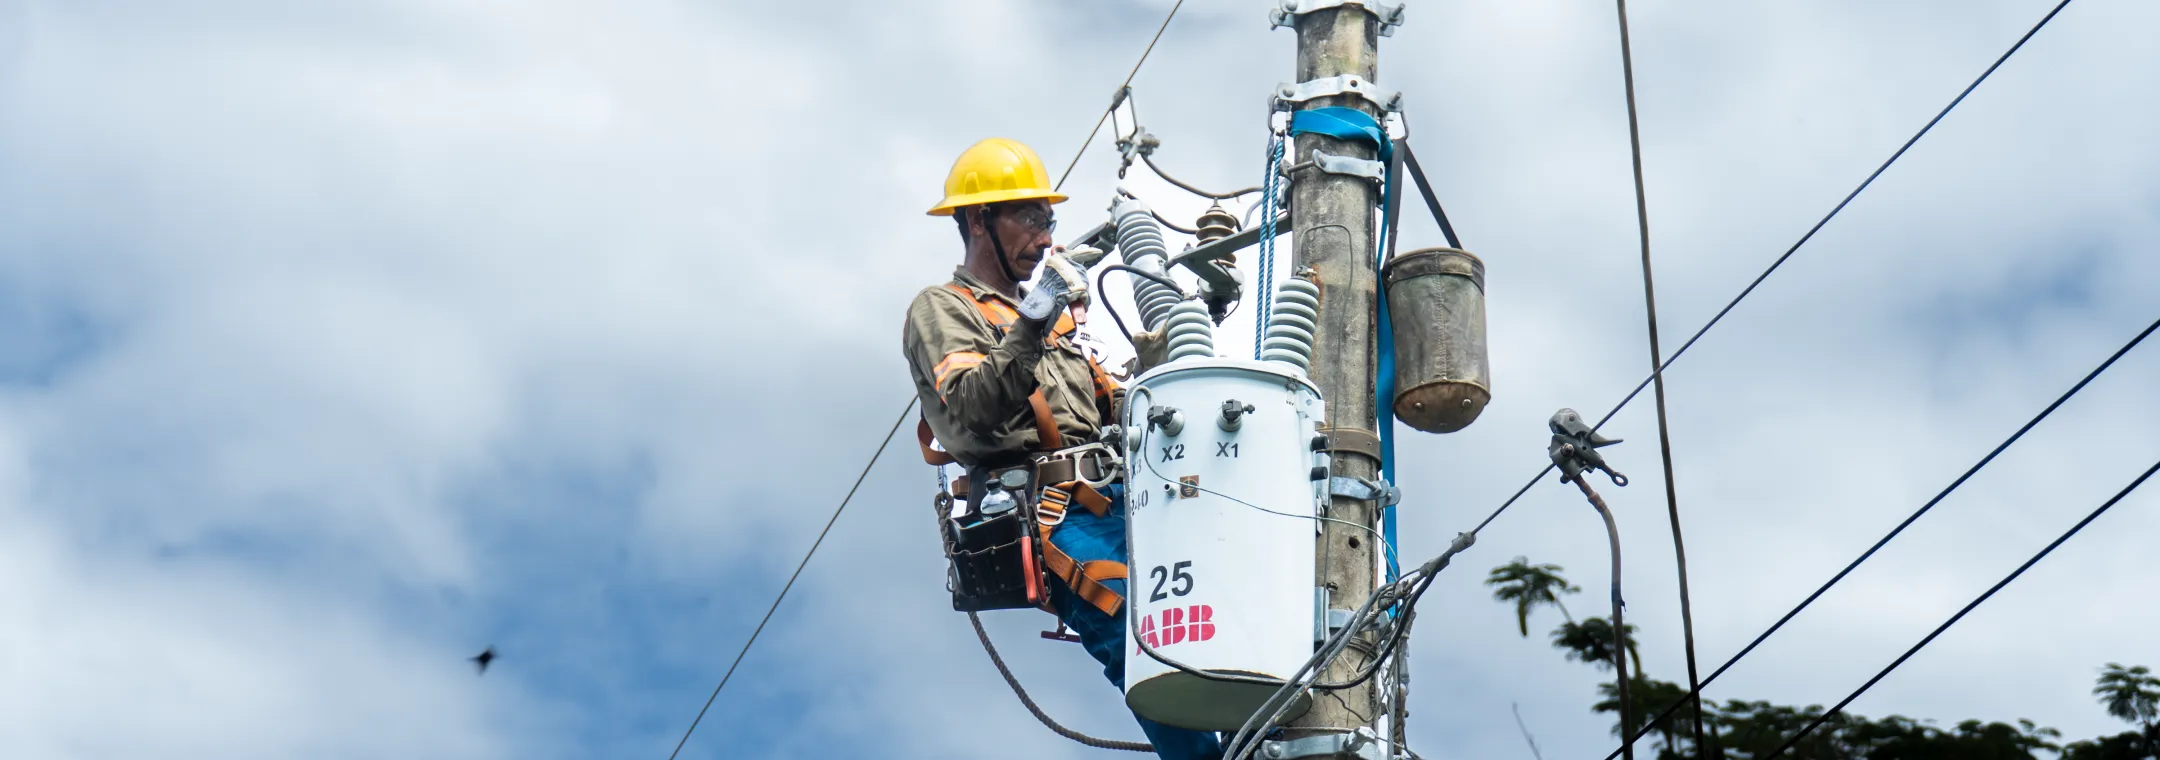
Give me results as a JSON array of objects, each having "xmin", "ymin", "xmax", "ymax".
[{"xmin": 938, "ymin": 463, "xmax": 1046, "ymax": 612}]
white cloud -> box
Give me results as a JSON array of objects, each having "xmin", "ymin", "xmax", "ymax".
[{"xmin": 2, "ymin": 0, "xmax": 2157, "ymax": 758}]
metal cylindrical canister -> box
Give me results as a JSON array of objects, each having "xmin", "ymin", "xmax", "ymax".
[
  {"xmin": 1381, "ymin": 247, "xmax": 1490, "ymax": 434},
  {"xmin": 1121, "ymin": 358, "xmax": 1324, "ymax": 730}
]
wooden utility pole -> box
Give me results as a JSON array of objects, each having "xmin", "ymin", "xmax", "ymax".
[{"xmin": 1287, "ymin": 2, "xmax": 1386, "ymax": 740}]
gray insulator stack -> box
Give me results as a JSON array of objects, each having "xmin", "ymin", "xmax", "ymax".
[
  {"xmin": 1112, "ymin": 197, "xmax": 1184, "ymax": 330},
  {"xmin": 1163, "ymin": 300, "xmax": 1215, "ymax": 361},
  {"xmin": 1260, "ymin": 277, "xmax": 1320, "ymax": 373}
]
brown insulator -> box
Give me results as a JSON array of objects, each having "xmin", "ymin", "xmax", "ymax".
[{"xmin": 1192, "ymin": 202, "xmax": 1240, "ymax": 246}]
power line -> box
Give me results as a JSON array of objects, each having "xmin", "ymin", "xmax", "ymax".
[
  {"xmin": 1599, "ymin": 312, "xmax": 2158, "ymax": 760},
  {"xmin": 1607, "ymin": 0, "xmax": 1708, "ymax": 752},
  {"xmin": 1467, "ymin": 0, "xmax": 2077, "ymax": 538},
  {"xmin": 1053, "ymin": 0, "xmax": 1187, "ymax": 191},
  {"xmin": 665, "ymin": 399, "xmax": 916, "ymax": 760},
  {"xmin": 664, "ymin": 7, "xmax": 1199, "ymax": 754},
  {"xmin": 1762, "ymin": 456, "xmax": 2160, "ymax": 759}
]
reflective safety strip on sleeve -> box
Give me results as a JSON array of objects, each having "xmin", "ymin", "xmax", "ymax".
[{"xmin": 932, "ymin": 351, "xmax": 987, "ymax": 399}]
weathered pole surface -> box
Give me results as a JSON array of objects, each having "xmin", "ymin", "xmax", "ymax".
[{"xmin": 1288, "ymin": 4, "xmax": 1383, "ymax": 738}]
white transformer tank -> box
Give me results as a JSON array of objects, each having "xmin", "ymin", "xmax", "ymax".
[{"xmin": 1121, "ymin": 357, "xmax": 1326, "ymax": 730}]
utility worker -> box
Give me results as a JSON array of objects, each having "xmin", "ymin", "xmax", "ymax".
[{"xmin": 903, "ymin": 138, "xmax": 1218, "ymax": 760}]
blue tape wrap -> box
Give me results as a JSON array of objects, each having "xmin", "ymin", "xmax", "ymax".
[{"xmin": 1288, "ymin": 107, "xmax": 1401, "ymax": 581}]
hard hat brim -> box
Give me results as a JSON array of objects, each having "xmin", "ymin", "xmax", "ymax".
[{"xmin": 926, "ymin": 188, "xmax": 1069, "ymax": 217}]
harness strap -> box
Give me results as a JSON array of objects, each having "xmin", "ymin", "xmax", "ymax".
[
  {"xmin": 1036, "ymin": 480, "xmax": 1125, "ymax": 617},
  {"xmin": 1040, "ymin": 481, "xmax": 1112, "ymax": 519},
  {"xmin": 1027, "ymin": 390, "xmax": 1064, "ymax": 451},
  {"xmin": 918, "ymin": 417, "xmax": 957, "ymax": 466},
  {"xmin": 928, "ymin": 281, "xmax": 1124, "ymax": 617}
]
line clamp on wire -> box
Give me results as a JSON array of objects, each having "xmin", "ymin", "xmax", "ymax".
[{"xmin": 1548, "ymin": 408, "xmax": 1629, "ymax": 487}]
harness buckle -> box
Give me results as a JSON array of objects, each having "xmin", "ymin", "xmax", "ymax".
[{"xmin": 1037, "ymin": 486, "xmax": 1072, "ymax": 527}]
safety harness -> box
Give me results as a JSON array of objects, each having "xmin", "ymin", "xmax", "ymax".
[{"xmin": 919, "ymin": 282, "xmax": 1129, "ymax": 618}]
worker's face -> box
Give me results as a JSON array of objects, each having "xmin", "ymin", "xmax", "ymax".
[{"xmin": 987, "ymin": 201, "xmax": 1056, "ymax": 281}]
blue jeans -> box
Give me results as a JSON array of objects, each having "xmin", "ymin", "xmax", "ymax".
[{"xmin": 1046, "ymin": 485, "xmax": 1224, "ymax": 760}]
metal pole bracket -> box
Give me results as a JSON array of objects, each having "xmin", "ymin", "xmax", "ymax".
[
  {"xmin": 1309, "ymin": 149, "xmax": 1385, "ymax": 182},
  {"xmin": 1329, "ymin": 476, "xmax": 1399, "ymax": 506},
  {"xmin": 1260, "ymin": 728, "xmax": 1389, "ymax": 760},
  {"xmin": 1269, "ymin": 0, "xmax": 1407, "ymax": 37},
  {"xmin": 1272, "ymin": 74, "xmax": 1403, "ymax": 113}
]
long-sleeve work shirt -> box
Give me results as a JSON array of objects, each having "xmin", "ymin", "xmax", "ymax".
[{"xmin": 903, "ymin": 267, "xmax": 1115, "ymax": 468}]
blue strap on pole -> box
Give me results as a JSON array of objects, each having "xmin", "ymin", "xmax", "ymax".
[{"xmin": 1288, "ymin": 107, "xmax": 1401, "ymax": 581}]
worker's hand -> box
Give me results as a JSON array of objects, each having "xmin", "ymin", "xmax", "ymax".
[
  {"xmin": 1062, "ymin": 244, "xmax": 1109, "ymax": 268},
  {"xmin": 1016, "ymin": 258, "xmax": 1074, "ymax": 331},
  {"xmin": 1130, "ymin": 326, "xmax": 1170, "ymax": 374},
  {"xmin": 1039, "ymin": 251, "xmax": 1090, "ymax": 307}
]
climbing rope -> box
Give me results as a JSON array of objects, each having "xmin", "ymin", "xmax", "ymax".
[
  {"xmin": 968, "ymin": 612, "xmax": 1153, "ymax": 753},
  {"xmin": 1252, "ymin": 134, "xmax": 1287, "ymax": 357}
]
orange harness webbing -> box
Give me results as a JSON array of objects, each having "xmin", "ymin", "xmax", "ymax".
[
  {"xmin": 917, "ymin": 283, "xmax": 1127, "ymax": 617},
  {"xmin": 1036, "ymin": 480, "xmax": 1123, "ymax": 617}
]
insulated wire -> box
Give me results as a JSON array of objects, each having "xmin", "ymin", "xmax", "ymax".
[
  {"xmin": 968, "ymin": 611, "xmax": 1153, "ymax": 753},
  {"xmin": 1761, "ymin": 457, "xmax": 2160, "ymax": 759},
  {"xmin": 1053, "ymin": 0, "xmax": 1187, "ymax": 192},
  {"xmin": 1467, "ymin": 0, "xmax": 2077, "ymax": 539},
  {"xmin": 1609, "ymin": 0, "xmax": 1708, "ymax": 752},
  {"xmin": 1141, "ymin": 153, "xmax": 1264, "ymax": 200},
  {"xmin": 666, "ymin": 398, "xmax": 917, "ymax": 760},
  {"xmin": 1597, "ymin": 312, "xmax": 2158, "ymax": 760}
]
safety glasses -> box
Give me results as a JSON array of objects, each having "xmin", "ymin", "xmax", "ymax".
[{"xmin": 1001, "ymin": 205, "xmax": 1057, "ymax": 235}]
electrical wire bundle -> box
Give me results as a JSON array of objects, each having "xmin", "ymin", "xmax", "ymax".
[{"xmin": 1215, "ymin": 531, "xmax": 1476, "ymax": 760}]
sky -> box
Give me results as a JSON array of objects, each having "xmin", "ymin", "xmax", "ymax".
[{"xmin": 1, "ymin": 0, "xmax": 2157, "ymax": 758}]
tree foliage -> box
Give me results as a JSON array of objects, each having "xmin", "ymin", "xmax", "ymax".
[
  {"xmin": 1486, "ymin": 558, "xmax": 2155, "ymax": 760},
  {"xmin": 1551, "ymin": 616, "xmax": 1642, "ymax": 675},
  {"xmin": 1487, "ymin": 556, "xmax": 1580, "ymax": 637}
]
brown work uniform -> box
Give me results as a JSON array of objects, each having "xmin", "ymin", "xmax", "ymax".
[{"xmin": 903, "ymin": 267, "xmax": 1117, "ymax": 468}]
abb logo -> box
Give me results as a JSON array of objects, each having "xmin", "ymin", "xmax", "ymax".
[{"xmin": 1135, "ymin": 604, "xmax": 1216, "ymax": 651}]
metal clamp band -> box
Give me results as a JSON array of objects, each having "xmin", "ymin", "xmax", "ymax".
[
  {"xmin": 1321, "ymin": 426, "xmax": 1382, "ymax": 462},
  {"xmin": 1272, "ymin": 74, "xmax": 1403, "ymax": 113},
  {"xmin": 1268, "ymin": 0, "xmax": 1406, "ymax": 37},
  {"xmin": 1310, "ymin": 148, "xmax": 1385, "ymax": 181},
  {"xmin": 1329, "ymin": 476, "xmax": 1400, "ymax": 506},
  {"xmin": 1260, "ymin": 728, "xmax": 1388, "ymax": 760}
]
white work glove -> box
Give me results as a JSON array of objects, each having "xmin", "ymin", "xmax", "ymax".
[
  {"xmin": 1017, "ymin": 255, "xmax": 1076, "ymax": 330},
  {"xmin": 1128, "ymin": 326, "xmax": 1170, "ymax": 375},
  {"xmin": 1040, "ymin": 251, "xmax": 1091, "ymax": 307}
]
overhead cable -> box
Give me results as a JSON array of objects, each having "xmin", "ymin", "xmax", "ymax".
[
  {"xmin": 969, "ymin": 612, "xmax": 1152, "ymax": 753},
  {"xmin": 666, "ymin": 399, "xmax": 917, "ymax": 760},
  {"xmin": 1599, "ymin": 312, "xmax": 2158, "ymax": 760},
  {"xmin": 670, "ymin": 5, "xmax": 1194, "ymax": 754},
  {"xmin": 1141, "ymin": 153, "xmax": 1264, "ymax": 200},
  {"xmin": 1469, "ymin": 0, "xmax": 2078, "ymax": 538},
  {"xmin": 1053, "ymin": 0, "xmax": 1188, "ymax": 191},
  {"xmin": 1761, "ymin": 456, "xmax": 2160, "ymax": 759},
  {"xmin": 1608, "ymin": 0, "xmax": 1708, "ymax": 751}
]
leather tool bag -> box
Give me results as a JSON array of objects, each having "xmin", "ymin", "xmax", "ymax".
[{"xmin": 938, "ymin": 462, "xmax": 1046, "ymax": 612}]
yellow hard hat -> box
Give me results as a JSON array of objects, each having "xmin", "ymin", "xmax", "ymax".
[{"xmin": 927, "ymin": 137, "xmax": 1069, "ymax": 216}]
